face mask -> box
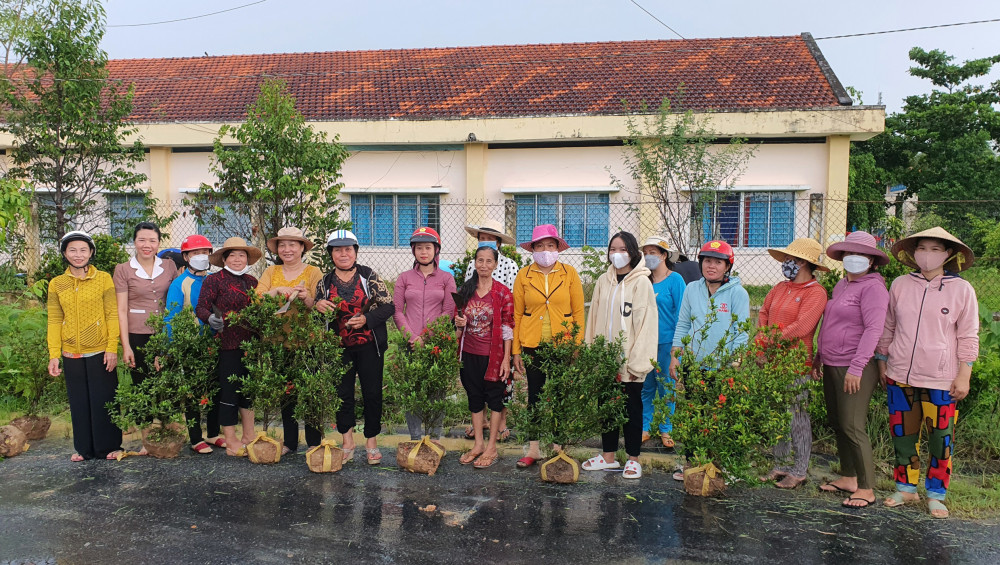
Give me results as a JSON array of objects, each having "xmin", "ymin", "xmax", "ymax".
[
  {"xmin": 644, "ymin": 254, "xmax": 661, "ymax": 270},
  {"xmin": 532, "ymin": 250, "xmax": 559, "ymax": 268},
  {"xmin": 188, "ymin": 255, "xmax": 210, "ymax": 272},
  {"xmin": 914, "ymin": 249, "xmax": 950, "ymax": 272},
  {"xmin": 225, "ymin": 265, "xmax": 250, "ymax": 276},
  {"xmin": 781, "ymin": 258, "xmax": 800, "ymax": 280},
  {"xmin": 842, "ymin": 254, "xmax": 871, "ymax": 275},
  {"xmin": 610, "ymin": 252, "xmax": 630, "ymax": 269}
]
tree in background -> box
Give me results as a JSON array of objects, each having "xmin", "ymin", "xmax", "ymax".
[
  {"xmin": 0, "ymin": 0, "xmax": 41, "ymax": 72},
  {"xmin": 610, "ymin": 97, "xmax": 757, "ymax": 255},
  {"xmin": 190, "ymin": 79, "xmax": 351, "ymax": 268},
  {"xmin": 0, "ymin": 0, "xmax": 147, "ymax": 240}
]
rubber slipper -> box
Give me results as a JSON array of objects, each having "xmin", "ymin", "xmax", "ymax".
[
  {"xmin": 497, "ymin": 428, "xmax": 511, "ymax": 442},
  {"xmin": 71, "ymin": 453, "xmax": 85, "ymax": 462},
  {"xmin": 884, "ymin": 491, "xmax": 918, "ymax": 508},
  {"xmin": 516, "ymin": 456, "xmax": 538, "ymax": 468},
  {"xmin": 641, "ymin": 431, "xmax": 651, "ymax": 443},
  {"xmin": 623, "ymin": 460, "xmax": 642, "ymax": 479},
  {"xmin": 473, "ymin": 453, "xmax": 499, "ymax": 469},
  {"xmin": 928, "ymin": 499, "xmax": 949, "ymax": 519},
  {"xmin": 106, "ymin": 450, "xmax": 123, "ymax": 460},
  {"xmin": 281, "ymin": 446, "xmax": 293, "ymax": 456},
  {"xmin": 366, "ymin": 447, "xmax": 382, "ymax": 465},
  {"xmin": 464, "ymin": 426, "xmax": 477, "ymax": 440},
  {"xmin": 672, "ymin": 469, "xmax": 685, "ymax": 481},
  {"xmin": 819, "ymin": 481, "xmax": 855, "ymax": 494},
  {"xmin": 581, "ymin": 454, "xmax": 620, "ymax": 471},
  {"xmin": 460, "ymin": 450, "xmax": 484, "ymax": 465},
  {"xmin": 191, "ymin": 441, "xmax": 213, "ymax": 454},
  {"xmin": 843, "ymin": 495, "xmax": 875, "ymax": 509},
  {"xmin": 226, "ymin": 445, "xmax": 247, "ymax": 457},
  {"xmin": 207, "ymin": 437, "xmax": 227, "ymax": 448},
  {"xmin": 660, "ymin": 434, "xmax": 675, "ymax": 449}
]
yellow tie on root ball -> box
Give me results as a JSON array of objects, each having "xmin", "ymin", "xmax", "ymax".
[
  {"xmin": 397, "ymin": 435, "xmax": 446, "ymax": 475},
  {"xmin": 247, "ymin": 432, "xmax": 282, "ymax": 464},
  {"xmin": 684, "ymin": 462, "xmax": 726, "ymax": 496},
  {"xmin": 540, "ymin": 451, "xmax": 580, "ymax": 483},
  {"xmin": 306, "ymin": 440, "xmax": 343, "ymax": 473}
]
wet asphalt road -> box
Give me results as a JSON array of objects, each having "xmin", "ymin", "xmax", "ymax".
[{"xmin": 1, "ymin": 437, "xmax": 999, "ymax": 564}]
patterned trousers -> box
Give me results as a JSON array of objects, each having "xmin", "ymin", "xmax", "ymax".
[{"xmin": 886, "ymin": 379, "xmax": 957, "ymax": 501}]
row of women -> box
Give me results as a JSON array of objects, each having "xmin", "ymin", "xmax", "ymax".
[{"xmin": 47, "ymin": 218, "xmax": 978, "ymax": 515}]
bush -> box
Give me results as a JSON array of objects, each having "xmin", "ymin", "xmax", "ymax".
[
  {"xmin": 508, "ymin": 323, "xmax": 627, "ymax": 448},
  {"xmin": 384, "ymin": 315, "xmax": 462, "ymax": 432},
  {"xmin": 110, "ymin": 308, "xmax": 218, "ymax": 440},
  {"xmin": 0, "ymin": 304, "xmax": 50, "ymax": 416},
  {"xmin": 667, "ymin": 317, "xmax": 808, "ymax": 482}
]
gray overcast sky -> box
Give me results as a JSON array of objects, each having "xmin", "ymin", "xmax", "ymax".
[{"xmin": 101, "ymin": 0, "xmax": 1000, "ymax": 113}]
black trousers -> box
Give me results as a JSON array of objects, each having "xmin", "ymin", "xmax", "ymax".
[
  {"xmin": 217, "ymin": 350, "xmax": 251, "ymax": 426},
  {"xmin": 186, "ymin": 401, "xmax": 221, "ymax": 445},
  {"xmin": 523, "ymin": 347, "xmax": 548, "ymax": 441},
  {"xmin": 281, "ymin": 401, "xmax": 323, "ymax": 451},
  {"xmin": 336, "ymin": 342, "xmax": 383, "ymax": 439},
  {"xmin": 64, "ymin": 355, "xmax": 122, "ymax": 459},
  {"xmin": 601, "ymin": 381, "xmax": 644, "ymax": 458}
]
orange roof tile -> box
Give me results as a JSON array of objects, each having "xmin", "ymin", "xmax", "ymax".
[{"xmin": 107, "ymin": 34, "xmax": 849, "ymax": 123}]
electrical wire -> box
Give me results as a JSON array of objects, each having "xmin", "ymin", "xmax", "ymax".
[{"xmin": 107, "ymin": 0, "xmax": 268, "ymax": 28}]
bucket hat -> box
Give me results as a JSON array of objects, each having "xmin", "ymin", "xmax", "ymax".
[
  {"xmin": 266, "ymin": 226, "xmax": 314, "ymax": 254},
  {"xmin": 519, "ymin": 224, "xmax": 570, "ymax": 252},
  {"xmin": 826, "ymin": 231, "xmax": 889, "ymax": 266}
]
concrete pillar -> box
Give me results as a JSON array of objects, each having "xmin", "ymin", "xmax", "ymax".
[
  {"xmin": 147, "ymin": 147, "xmax": 174, "ymax": 245},
  {"xmin": 464, "ymin": 142, "xmax": 486, "ymax": 247},
  {"xmin": 823, "ymin": 135, "xmax": 851, "ymax": 252}
]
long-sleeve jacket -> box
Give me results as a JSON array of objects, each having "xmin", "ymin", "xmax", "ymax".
[
  {"xmin": 816, "ymin": 272, "xmax": 888, "ymax": 375},
  {"xmin": 876, "ymin": 272, "xmax": 979, "ymax": 390},
  {"xmin": 512, "ymin": 262, "xmax": 586, "ymax": 355},
  {"xmin": 458, "ymin": 279, "xmax": 514, "ymax": 382},
  {"xmin": 758, "ymin": 278, "xmax": 828, "ymax": 362},
  {"xmin": 672, "ymin": 276, "xmax": 750, "ymax": 362},
  {"xmin": 316, "ymin": 264, "xmax": 395, "ymax": 355},
  {"xmin": 393, "ymin": 266, "xmax": 456, "ymax": 342},
  {"xmin": 164, "ymin": 269, "xmax": 207, "ymax": 336},
  {"xmin": 195, "ymin": 269, "xmax": 258, "ymax": 351},
  {"xmin": 585, "ymin": 263, "xmax": 658, "ymax": 382},
  {"xmin": 46, "ymin": 266, "xmax": 119, "ymax": 359}
]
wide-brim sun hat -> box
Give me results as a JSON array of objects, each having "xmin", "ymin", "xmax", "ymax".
[
  {"xmin": 519, "ymin": 224, "xmax": 570, "ymax": 252},
  {"xmin": 891, "ymin": 226, "xmax": 975, "ymax": 272},
  {"xmin": 642, "ymin": 235, "xmax": 681, "ymax": 263},
  {"xmin": 266, "ymin": 226, "xmax": 315, "ymax": 254},
  {"xmin": 465, "ymin": 218, "xmax": 515, "ymax": 246},
  {"xmin": 767, "ymin": 237, "xmax": 830, "ymax": 272},
  {"xmin": 826, "ymin": 231, "xmax": 889, "ymax": 267},
  {"xmin": 209, "ymin": 237, "xmax": 263, "ymax": 268}
]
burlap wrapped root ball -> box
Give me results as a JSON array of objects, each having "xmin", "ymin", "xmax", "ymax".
[{"xmin": 0, "ymin": 425, "xmax": 29, "ymax": 457}]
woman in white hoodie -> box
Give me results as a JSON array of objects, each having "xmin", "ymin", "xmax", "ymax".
[{"xmin": 581, "ymin": 231, "xmax": 658, "ymax": 479}]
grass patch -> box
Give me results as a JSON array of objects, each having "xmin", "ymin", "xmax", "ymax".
[
  {"xmin": 743, "ymin": 284, "xmax": 771, "ymax": 308},
  {"xmin": 963, "ymin": 265, "xmax": 1000, "ymax": 313}
]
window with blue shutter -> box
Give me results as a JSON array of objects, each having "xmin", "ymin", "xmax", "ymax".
[
  {"xmin": 513, "ymin": 193, "xmax": 610, "ymax": 248},
  {"xmin": 693, "ymin": 191, "xmax": 795, "ymax": 248},
  {"xmin": 349, "ymin": 194, "xmax": 440, "ymax": 247}
]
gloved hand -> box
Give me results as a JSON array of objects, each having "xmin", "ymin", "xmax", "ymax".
[{"xmin": 208, "ymin": 313, "xmax": 224, "ymax": 332}]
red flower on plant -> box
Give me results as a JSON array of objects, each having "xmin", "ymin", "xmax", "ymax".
[
  {"xmin": 702, "ymin": 428, "xmax": 710, "ymax": 435},
  {"xmin": 431, "ymin": 346, "xmax": 441, "ymax": 356},
  {"xmin": 285, "ymin": 382, "xmax": 295, "ymax": 395},
  {"xmin": 199, "ymin": 397, "xmax": 209, "ymax": 406},
  {"xmin": 727, "ymin": 378, "xmax": 735, "ymax": 388},
  {"xmin": 718, "ymin": 394, "xmax": 727, "ymax": 404}
]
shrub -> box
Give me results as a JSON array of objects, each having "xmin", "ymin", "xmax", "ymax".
[
  {"xmin": 508, "ymin": 323, "xmax": 628, "ymax": 448},
  {"xmin": 0, "ymin": 304, "xmax": 50, "ymax": 416},
  {"xmin": 110, "ymin": 308, "xmax": 218, "ymax": 441},
  {"xmin": 666, "ymin": 313, "xmax": 808, "ymax": 482},
  {"xmin": 384, "ymin": 315, "xmax": 462, "ymax": 432}
]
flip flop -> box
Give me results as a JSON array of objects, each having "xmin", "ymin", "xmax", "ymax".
[
  {"xmin": 497, "ymin": 428, "xmax": 511, "ymax": 442},
  {"xmin": 106, "ymin": 450, "xmax": 123, "ymax": 460},
  {"xmin": 660, "ymin": 434, "xmax": 675, "ymax": 449},
  {"xmin": 843, "ymin": 495, "xmax": 875, "ymax": 509},
  {"xmin": 819, "ymin": 481, "xmax": 855, "ymax": 494},
  {"xmin": 191, "ymin": 441, "xmax": 213, "ymax": 454},
  {"xmin": 473, "ymin": 453, "xmax": 499, "ymax": 469},
  {"xmin": 71, "ymin": 453, "xmax": 85, "ymax": 462},
  {"xmin": 928, "ymin": 499, "xmax": 950, "ymax": 519},
  {"xmin": 461, "ymin": 450, "xmax": 484, "ymax": 465},
  {"xmin": 226, "ymin": 445, "xmax": 247, "ymax": 457},
  {"xmin": 516, "ymin": 456, "xmax": 538, "ymax": 468}
]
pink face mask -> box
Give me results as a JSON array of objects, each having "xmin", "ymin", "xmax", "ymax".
[{"xmin": 914, "ymin": 249, "xmax": 950, "ymax": 272}]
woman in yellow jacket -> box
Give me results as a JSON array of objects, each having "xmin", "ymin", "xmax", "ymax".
[
  {"xmin": 46, "ymin": 231, "xmax": 122, "ymax": 462},
  {"xmin": 511, "ymin": 224, "xmax": 586, "ymax": 467}
]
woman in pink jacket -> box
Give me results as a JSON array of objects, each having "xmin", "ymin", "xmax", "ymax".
[{"xmin": 877, "ymin": 227, "xmax": 979, "ymax": 519}]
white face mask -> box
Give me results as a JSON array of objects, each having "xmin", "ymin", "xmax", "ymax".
[
  {"xmin": 532, "ymin": 250, "xmax": 559, "ymax": 268},
  {"xmin": 188, "ymin": 255, "xmax": 210, "ymax": 272},
  {"xmin": 610, "ymin": 252, "xmax": 630, "ymax": 269},
  {"xmin": 842, "ymin": 254, "xmax": 871, "ymax": 275},
  {"xmin": 225, "ymin": 265, "xmax": 250, "ymax": 276},
  {"xmin": 644, "ymin": 254, "xmax": 661, "ymax": 270}
]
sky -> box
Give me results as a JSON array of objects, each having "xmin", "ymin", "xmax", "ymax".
[{"xmin": 100, "ymin": 0, "xmax": 1000, "ymax": 113}]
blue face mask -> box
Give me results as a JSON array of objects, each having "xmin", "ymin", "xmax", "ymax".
[{"xmin": 478, "ymin": 241, "xmax": 498, "ymax": 251}]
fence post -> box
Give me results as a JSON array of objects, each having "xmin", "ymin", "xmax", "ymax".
[
  {"xmin": 24, "ymin": 200, "xmax": 41, "ymax": 280},
  {"xmin": 823, "ymin": 135, "xmax": 850, "ymax": 250},
  {"xmin": 147, "ymin": 147, "xmax": 175, "ymax": 246}
]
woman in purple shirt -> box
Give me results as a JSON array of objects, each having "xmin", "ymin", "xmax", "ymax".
[
  {"xmin": 812, "ymin": 231, "xmax": 890, "ymax": 509},
  {"xmin": 392, "ymin": 227, "xmax": 457, "ymax": 439}
]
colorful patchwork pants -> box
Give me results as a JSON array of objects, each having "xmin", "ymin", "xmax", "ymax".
[{"xmin": 886, "ymin": 379, "xmax": 957, "ymax": 501}]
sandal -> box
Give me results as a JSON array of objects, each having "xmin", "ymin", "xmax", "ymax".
[
  {"xmin": 366, "ymin": 447, "xmax": 382, "ymax": 465},
  {"xmin": 497, "ymin": 428, "xmax": 511, "ymax": 442},
  {"xmin": 106, "ymin": 450, "xmax": 123, "ymax": 460},
  {"xmin": 71, "ymin": 453, "xmax": 85, "ymax": 462},
  {"xmin": 673, "ymin": 469, "xmax": 685, "ymax": 481},
  {"xmin": 191, "ymin": 441, "xmax": 213, "ymax": 454},
  {"xmin": 623, "ymin": 460, "xmax": 642, "ymax": 479},
  {"xmin": 819, "ymin": 481, "xmax": 855, "ymax": 494},
  {"xmin": 464, "ymin": 426, "xmax": 476, "ymax": 440},
  {"xmin": 660, "ymin": 434, "xmax": 675, "ymax": 449},
  {"xmin": 516, "ymin": 456, "xmax": 538, "ymax": 468},
  {"xmin": 473, "ymin": 452, "xmax": 499, "ymax": 469},
  {"xmin": 641, "ymin": 431, "xmax": 651, "ymax": 443},
  {"xmin": 206, "ymin": 436, "xmax": 227, "ymax": 448},
  {"xmin": 460, "ymin": 450, "xmax": 484, "ymax": 465},
  {"xmin": 582, "ymin": 454, "xmax": 620, "ymax": 471},
  {"xmin": 341, "ymin": 447, "xmax": 355, "ymax": 463},
  {"xmin": 884, "ymin": 491, "xmax": 919, "ymax": 508},
  {"xmin": 281, "ymin": 446, "xmax": 293, "ymax": 456},
  {"xmin": 775, "ymin": 475, "xmax": 807, "ymax": 489},
  {"xmin": 226, "ymin": 445, "xmax": 247, "ymax": 457},
  {"xmin": 928, "ymin": 499, "xmax": 949, "ymax": 519},
  {"xmin": 843, "ymin": 495, "xmax": 875, "ymax": 509}
]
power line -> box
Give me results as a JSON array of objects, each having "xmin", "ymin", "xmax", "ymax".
[
  {"xmin": 628, "ymin": 0, "xmax": 686, "ymax": 40},
  {"xmin": 107, "ymin": 0, "xmax": 268, "ymax": 28},
  {"xmin": 816, "ymin": 17, "xmax": 1000, "ymax": 40}
]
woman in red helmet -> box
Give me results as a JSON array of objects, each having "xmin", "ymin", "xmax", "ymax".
[
  {"xmin": 164, "ymin": 234, "xmax": 225, "ymax": 454},
  {"xmin": 392, "ymin": 226, "xmax": 457, "ymax": 439}
]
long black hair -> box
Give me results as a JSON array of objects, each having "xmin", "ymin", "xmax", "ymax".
[
  {"xmin": 457, "ymin": 245, "xmax": 499, "ymax": 305},
  {"xmin": 608, "ymin": 231, "xmax": 641, "ymax": 269}
]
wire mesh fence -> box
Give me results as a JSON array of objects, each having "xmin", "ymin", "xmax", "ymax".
[{"xmin": 7, "ymin": 194, "xmax": 1000, "ymax": 311}]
